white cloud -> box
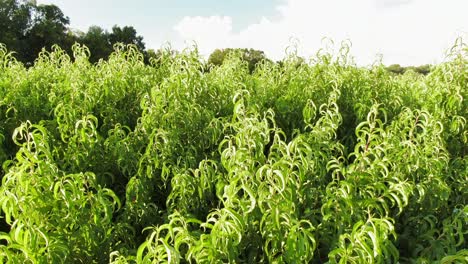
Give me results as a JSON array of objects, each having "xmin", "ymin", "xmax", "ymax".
[
  {"xmin": 174, "ymin": 0, "xmax": 468, "ymax": 66},
  {"xmin": 174, "ymin": 16, "xmax": 234, "ymax": 52},
  {"xmin": 378, "ymin": 0, "xmax": 413, "ymax": 8}
]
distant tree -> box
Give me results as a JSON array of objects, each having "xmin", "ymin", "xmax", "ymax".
[
  {"xmin": 386, "ymin": 64, "xmax": 406, "ymax": 75},
  {"xmin": 79, "ymin": 25, "xmax": 146, "ymax": 63},
  {"xmin": 24, "ymin": 3, "xmax": 72, "ymax": 63},
  {"xmin": 109, "ymin": 25, "xmax": 145, "ymax": 51},
  {"xmin": 0, "ymin": 0, "xmax": 34, "ymax": 60},
  {"xmin": 208, "ymin": 49, "xmax": 224, "ymax": 66},
  {"xmin": 208, "ymin": 48, "xmax": 270, "ymax": 73},
  {"xmin": 414, "ymin": 64, "xmax": 431, "ymax": 75},
  {"xmin": 386, "ymin": 64, "xmax": 431, "ymax": 75},
  {"xmin": 143, "ymin": 47, "xmax": 178, "ymax": 66},
  {"xmin": 0, "ymin": 1, "xmax": 149, "ymax": 64},
  {"xmin": 144, "ymin": 48, "xmax": 157, "ymax": 64},
  {"xmin": 0, "ymin": 0, "xmax": 74, "ymax": 64},
  {"xmin": 276, "ymin": 56, "xmax": 306, "ymax": 69},
  {"xmin": 80, "ymin": 26, "xmax": 112, "ymax": 63},
  {"xmin": 144, "ymin": 48, "xmax": 164, "ymax": 65},
  {"xmin": 242, "ymin": 48, "xmax": 270, "ymax": 73}
]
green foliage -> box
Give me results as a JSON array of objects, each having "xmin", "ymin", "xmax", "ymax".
[
  {"xmin": 79, "ymin": 25, "xmax": 113, "ymax": 63},
  {"xmin": 0, "ymin": 39, "xmax": 466, "ymax": 263},
  {"xmin": 208, "ymin": 48, "xmax": 270, "ymax": 73},
  {"xmin": 386, "ymin": 64, "xmax": 432, "ymax": 75},
  {"xmin": 0, "ymin": 0, "xmax": 73, "ymax": 64},
  {"xmin": 0, "ymin": 0, "xmax": 147, "ymax": 65},
  {"xmin": 0, "ymin": 0, "xmax": 34, "ymax": 59},
  {"xmin": 79, "ymin": 25, "xmax": 146, "ymax": 63}
]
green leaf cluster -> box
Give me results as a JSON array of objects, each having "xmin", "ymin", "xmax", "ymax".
[{"xmin": 0, "ymin": 39, "xmax": 466, "ymax": 263}]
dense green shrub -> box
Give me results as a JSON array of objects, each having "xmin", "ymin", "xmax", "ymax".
[{"xmin": 0, "ymin": 40, "xmax": 466, "ymax": 263}]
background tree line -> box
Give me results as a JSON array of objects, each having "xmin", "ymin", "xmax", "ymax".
[
  {"xmin": 1, "ymin": 0, "xmax": 432, "ymax": 74},
  {"xmin": 385, "ymin": 64, "xmax": 432, "ymax": 75},
  {"xmin": 0, "ymin": 0, "xmax": 146, "ymax": 64}
]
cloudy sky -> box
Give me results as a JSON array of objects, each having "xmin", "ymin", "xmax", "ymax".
[{"xmin": 37, "ymin": 0, "xmax": 467, "ymax": 66}]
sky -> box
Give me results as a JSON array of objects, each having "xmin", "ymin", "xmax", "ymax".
[{"xmin": 37, "ymin": 0, "xmax": 467, "ymax": 66}]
